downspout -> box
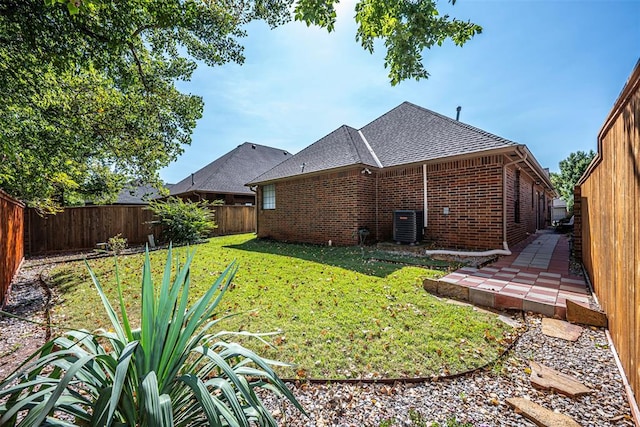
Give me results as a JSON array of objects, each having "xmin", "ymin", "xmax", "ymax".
[
  {"xmin": 249, "ymin": 185, "xmax": 258, "ymax": 234},
  {"xmin": 501, "ymin": 150, "xmax": 527, "ymax": 251},
  {"xmin": 375, "ymin": 172, "xmax": 379, "ymax": 242},
  {"xmin": 422, "ymin": 164, "xmax": 428, "ymax": 228},
  {"xmin": 425, "ymin": 148, "xmax": 527, "ymax": 257}
]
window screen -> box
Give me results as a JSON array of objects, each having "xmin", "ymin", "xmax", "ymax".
[{"xmin": 263, "ymin": 184, "xmax": 275, "ymax": 209}]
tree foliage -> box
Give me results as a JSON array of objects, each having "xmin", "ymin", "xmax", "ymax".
[
  {"xmin": 550, "ymin": 150, "xmax": 595, "ymax": 212},
  {"xmin": 1, "ymin": 0, "xmax": 480, "ymax": 210}
]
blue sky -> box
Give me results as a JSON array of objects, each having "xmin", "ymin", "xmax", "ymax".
[{"xmin": 161, "ymin": 0, "xmax": 639, "ymax": 184}]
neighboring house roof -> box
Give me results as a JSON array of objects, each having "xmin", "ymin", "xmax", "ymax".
[
  {"xmin": 171, "ymin": 142, "xmax": 291, "ymax": 196},
  {"xmin": 249, "ymin": 102, "xmax": 520, "ymax": 184},
  {"xmin": 114, "ymin": 184, "xmax": 171, "ymax": 204}
]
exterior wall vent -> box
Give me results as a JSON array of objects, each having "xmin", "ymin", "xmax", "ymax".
[{"xmin": 393, "ymin": 210, "xmax": 424, "ymax": 244}]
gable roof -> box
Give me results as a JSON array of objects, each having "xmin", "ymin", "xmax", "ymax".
[
  {"xmin": 248, "ymin": 102, "xmax": 519, "ymax": 184},
  {"xmin": 361, "ymin": 102, "xmax": 518, "ymax": 167},
  {"xmin": 171, "ymin": 142, "xmax": 290, "ymax": 196},
  {"xmin": 249, "ymin": 125, "xmax": 379, "ymax": 181}
]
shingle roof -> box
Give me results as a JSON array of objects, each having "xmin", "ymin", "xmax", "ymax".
[
  {"xmin": 249, "ymin": 126, "xmax": 378, "ymax": 183},
  {"xmin": 171, "ymin": 142, "xmax": 290, "ymax": 196},
  {"xmin": 114, "ymin": 184, "xmax": 170, "ymax": 204},
  {"xmin": 248, "ymin": 102, "xmax": 519, "ymax": 184},
  {"xmin": 361, "ymin": 102, "xmax": 518, "ymax": 167}
]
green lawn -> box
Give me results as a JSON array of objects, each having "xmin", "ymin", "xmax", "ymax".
[{"xmin": 49, "ymin": 234, "xmax": 514, "ymax": 380}]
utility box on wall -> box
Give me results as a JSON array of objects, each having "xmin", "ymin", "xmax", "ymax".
[{"xmin": 393, "ymin": 210, "xmax": 424, "ymax": 244}]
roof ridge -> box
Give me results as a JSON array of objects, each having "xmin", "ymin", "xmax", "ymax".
[
  {"xmin": 402, "ymin": 101, "xmax": 519, "ymax": 146},
  {"xmin": 341, "ymin": 125, "xmax": 367, "ymax": 164},
  {"xmin": 357, "ymin": 102, "xmax": 410, "ymax": 131},
  {"xmin": 242, "ymin": 141, "xmax": 291, "ymax": 154}
]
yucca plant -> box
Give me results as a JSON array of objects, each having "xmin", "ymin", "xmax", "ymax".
[{"xmin": 0, "ymin": 247, "xmax": 305, "ymax": 426}]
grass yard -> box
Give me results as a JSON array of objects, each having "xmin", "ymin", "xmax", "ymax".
[{"xmin": 49, "ymin": 234, "xmax": 514, "ymax": 380}]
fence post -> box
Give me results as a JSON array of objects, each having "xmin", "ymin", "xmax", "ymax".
[{"xmin": 572, "ymin": 185, "xmax": 582, "ymax": 261}]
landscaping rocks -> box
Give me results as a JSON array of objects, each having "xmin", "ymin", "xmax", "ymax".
[
  {"xmin": 506, "ymin": 397, "xmax": 581, "ymax": 427},
  {"xmin": 540, "ymin": 318, "xmax": 583, "ymax": 341},
  {"xmin": 0, "ymin": 263, "xmax": 50, "ymax": 381},
  {"xmin": 258, "ymin": 314, "xmax": 634, "ymax": 426},
  {"xmin": 529, "ymin": 361, "xmax": 593, "ymax": 397}
]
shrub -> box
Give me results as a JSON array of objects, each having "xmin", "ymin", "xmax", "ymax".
[
  {"xmin": 148, "ymin": 197, "xmax": 218, "ymax": 244},
  {"xmin": 0, "ymin": 247, "xmax": 304, "ymax": 426},
  {"xmin": 107, "ymin": 233, "xmax": 128, "ymax": 254}
]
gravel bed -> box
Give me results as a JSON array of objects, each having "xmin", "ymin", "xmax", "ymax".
[
  {"xmin": 1, "ymin": 256, "xmax": 635, "ymax": 426},
  {"xmin": 0, "ymin": 261, "xmax": 50, "ymax": 381},
  {"xmin": 260, "ymin": 314, "xmax": 634, "ymax": 426}
]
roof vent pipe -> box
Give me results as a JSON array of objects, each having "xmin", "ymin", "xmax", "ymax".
[
  {"xmin": 191, "ymin": 173, "xmax": 194, "ymax": 186},
  {"xmin": 456, "ymin": 106, "xmax": 462, "ymax": 121}
]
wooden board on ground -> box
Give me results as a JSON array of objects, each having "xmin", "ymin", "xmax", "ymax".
[{"xmin": 566, "ymin": 299, "xmax": 607, "ymax": 328}]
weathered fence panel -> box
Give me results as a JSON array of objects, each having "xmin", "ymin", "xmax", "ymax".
[
  {"xmin": 576, "ymin": 60, "xmax": 639, "ymax": 409},
  {"xmin": 26, "ymin": 204, "xmax": 255, "ymax": 255},
  {"xmin": 26, "ymin": 205, "xmax": 161, "ymax": 254},
  {"xmin": 212, "ymin": 205, "xmax": 255, "ymax": 236},
  {"xmin": 0, "ymin": 190, "xmax": 24, "ymax": 306}
]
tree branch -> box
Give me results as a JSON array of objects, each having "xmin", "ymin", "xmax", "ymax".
[{"xmin": 128, "ymin": 42, "xmax": 151, "ymax": 94}]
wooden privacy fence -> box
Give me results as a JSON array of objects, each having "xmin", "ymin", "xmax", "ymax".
[
  {"xmin": 26, "ymin": 204, "xmax": 256, "ymax": 255},
  {"xmin": 0, "ymin": 190, "xmax": 24, "ymax": 307},
  {"xmin": 26, "ymin": 205, "xmax": 162, "ymax": 255},
  {"xmin": 575, "ymin": 59, "xmax": 640, "ymax": 409},
  {"xmin": 212, "ymin": 205, "xmax": 255, "ymax": 236}
]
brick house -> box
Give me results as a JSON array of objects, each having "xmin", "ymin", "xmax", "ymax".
[
  {"xmin": 248, "ymin": 102, "xmax": 555, "ymax": 250},
  {"xmin": 171, "ymin": 142, "xmax": 290, "ymax": 205}
]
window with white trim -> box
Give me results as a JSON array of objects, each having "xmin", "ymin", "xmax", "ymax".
[{"xmin": 263, "ymin": 184, "xmax": 275, "ymax": 209}]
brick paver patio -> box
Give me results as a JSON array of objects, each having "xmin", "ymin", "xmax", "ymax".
[{"xmin": 436, "ymin": 230, "xmax": 590, "ymax": 319}]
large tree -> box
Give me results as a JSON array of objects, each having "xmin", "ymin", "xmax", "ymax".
[
  {"xmin": 0, "ymin": 0, "xmax": 481, "ymax": 211},
  {"xmin": 550, "ymin": 150, "xmax": 596, "ymax": 212}
]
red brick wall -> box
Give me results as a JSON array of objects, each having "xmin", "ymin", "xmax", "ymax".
[
  {"xmin": 257, "ymin": 155, "xmax": 546, "ymax": 249},
  {"xmin": 505, "ymin": 163, "xmax": 543, "ymax": 246},
  {"xmin": 376, "ymin": 165, "xmax": 426, "ymax": 242},
  {"xmin": 419, "ymin": 156, "xmax": 503, "ymax": 250},
  {"xmin": 257, "ymin": 168, "xmax": 376, "ymax": 245}
]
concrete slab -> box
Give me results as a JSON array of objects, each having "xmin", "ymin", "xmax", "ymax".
[
  {"xmin": 469, "ymin": 288, "xmax": 495, "ymax": 308},
  {"xmin": 523, "ymin": 299, "xmax": 556, "ymax": 317}
]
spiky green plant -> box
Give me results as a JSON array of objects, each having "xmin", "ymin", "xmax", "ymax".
[{"xmin": 0, "ymin": 247, "xmax": 304, "ymax": 426}]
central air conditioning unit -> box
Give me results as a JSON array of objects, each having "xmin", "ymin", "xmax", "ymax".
[{"xmin": 393, "ymin": 210, "xmax": 424, "ymax": 244}]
